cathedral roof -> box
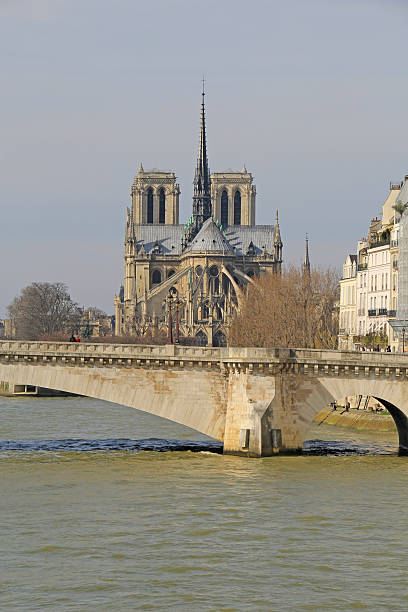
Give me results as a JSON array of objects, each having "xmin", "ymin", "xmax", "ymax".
[
  {"xmin": 223, "ymin": 225, "xmax": 276, "ymax": 255},
  {"xmin": 134, "ymin": 222, "xmax": 277, "ymax": 256},
  {"xmin": 136, "ymin": 225, "xmax": 184, "ymax": 254},
  {"xmin": 184, "ymin": 218, "xmax": 234, "ymax": 252}
]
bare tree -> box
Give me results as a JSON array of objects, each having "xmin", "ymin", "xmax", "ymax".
[
  {"xmin": 8, "ymin": 282, "xmax": 81, "ymax": 340},
  {"xmin": 228, "ymin": 265, "xmax": 339, "ymax": 349}
]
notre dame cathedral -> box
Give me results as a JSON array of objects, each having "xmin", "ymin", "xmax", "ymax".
[{"xmin": 114, "ymin": 89, "xmax": 283, "ymax": 346}]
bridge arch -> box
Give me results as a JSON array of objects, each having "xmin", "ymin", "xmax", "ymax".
[
  {"xmin": 0, "ymin": 360, "xmax": 227, "ymax": 443},
  {"xmin": 284, "ymin": 375, "xmax": 407, "ymax": 453}
]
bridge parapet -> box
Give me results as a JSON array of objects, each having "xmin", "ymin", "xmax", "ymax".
[{"xmin": 1, "ymin": 341, "xmax": 408, "ymax": 373}]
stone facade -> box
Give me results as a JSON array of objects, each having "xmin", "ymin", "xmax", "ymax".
[
  {"xmin": 338, "ymin": 177, "xmax": 408, "ymax": 351},
  {"xmin": 114, "ymin": 92, "xmax": 283, "ymax": 346},
  {"xmin": 338, "ymin": 255, "xmax": 357, "ymax": 350}
]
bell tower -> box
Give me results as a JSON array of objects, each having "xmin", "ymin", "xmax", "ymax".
[{"xmin": 131, "ymin": 164, "xmax": 180, "ymax": 225}]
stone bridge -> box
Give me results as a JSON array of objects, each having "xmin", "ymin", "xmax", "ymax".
[{"xmin": 1, "ymin": 340, "xmax": 408, "ymax": 456}]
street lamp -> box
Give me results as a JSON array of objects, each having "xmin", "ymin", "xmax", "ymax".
[
  {"xmin": 175, "ymin": 297, "xmax": 181, "ymax": 344},
  {"xmin": 403, "ymin": 328, "xmax": 406, "ymax": 354},
  {"xmin": 166, "ymin": 291, "xmax": 174, "ymax": 345}
]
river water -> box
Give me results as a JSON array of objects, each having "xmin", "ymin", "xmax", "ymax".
[{"xmin": 1, "ymin": 396, "xmax": 407, "ymax": 611}]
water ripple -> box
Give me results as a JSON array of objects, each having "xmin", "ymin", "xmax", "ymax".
[
  {"xmin": 0, "ymin": 437, "xmax": 223, "ymax": 453},
  {"xmin": 0, "ymin": 436, "xmax": 398, "ymax": 456}
]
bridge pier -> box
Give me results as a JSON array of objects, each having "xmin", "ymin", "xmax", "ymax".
[{"xmin": 223, "ymin": 368, "xmax": 304, "ymax": 457}]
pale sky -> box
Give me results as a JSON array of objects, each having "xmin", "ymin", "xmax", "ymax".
[{"xmin": 1, "ymin": 0, "xmax": 407, "ymax": 316}]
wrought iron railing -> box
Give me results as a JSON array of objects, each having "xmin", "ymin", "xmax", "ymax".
[{"xmin": 369, "ymin": 239, "xmax": 390, "ymax": 249}]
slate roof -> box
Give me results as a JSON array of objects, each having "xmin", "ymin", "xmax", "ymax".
[
  {"xmin": 135, "ymin": 220, "xmax": 276, "ymax": 256},
  {"xmin": 185, "ymin": 218, "xmax": 233, "ymax": 252},
  {"xmin": 136, "ymin": 225, "xmax": 184, "ymax": 254},
  {"xmin": 397, "ymin": 179, "xmax": 408, "ymax": 206},
  {"xmin": 224, "ymin": 225, "xmax": 275, "ymax": 255}
]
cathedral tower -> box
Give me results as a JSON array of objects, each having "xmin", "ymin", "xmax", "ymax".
[
  {"xmin": 131, "ymin": 164, "xmax": 180, "ymax": 225},
  {"xmin": 211, "ymin": 166, "xmax": 256, "ymax": 227}
]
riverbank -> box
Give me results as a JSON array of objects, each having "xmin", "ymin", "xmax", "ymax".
[{"xmin": 314, "ymin": 407, "xmax": 395, "ymax": 432}]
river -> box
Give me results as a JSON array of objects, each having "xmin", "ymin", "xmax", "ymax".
[{"xmin": 1, "ymin": 395, "xmax": 407, "ymax": 611}]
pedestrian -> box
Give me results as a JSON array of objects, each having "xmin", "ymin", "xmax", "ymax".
[
  {"xmin": 75, "ymin": 335, "xmax": 80, "ymax": 343},
  {"xmin": 69, "ymin": 333, "xmax": 76, "ymax": 342},
  {"xmin": 345, "ymin": 401, "xmax": 350, "ymax": 412}
]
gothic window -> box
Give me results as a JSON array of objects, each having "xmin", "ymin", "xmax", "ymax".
[
  {"xmin": 167, "ymin": 269, "xmax": 175, "ymax": 278},
  {"xmin": 152, "ymin": 269, "xmax": 161, "ymax": 284},
  {"xmin": 221, "ymin": 190, "xmax": 228, "ymax": 227},
  {"xmin": 195, "ymin": 330, "xmax": 208, "ymax": 346},
  {"xmin": 159, "ymin": 188, "xmax": 165, "ymax": 224},
  {"xmin": 234, "ymin": 191, "xmax": 241, "ymax": 225},
  {"xmin": 147, "ymin": 188, "xmax": 154, "ymax": 224},
  {"xmin": 213, "ymin": 330, "xmax": 226, "ymax": 347},
  {"xmin": 209, "ymin": 265, "xmax": 219, "ymax": 277}
]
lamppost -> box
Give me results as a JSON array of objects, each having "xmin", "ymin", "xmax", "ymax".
[
  {"xmin": 403, "ymin": 328, "xmax": 406, "ymax": 354},
  {"xmin": 175, "ymin": 297, "xmax": 180, "ymax": 344},
  {"xmin": 166, "ymin": 291, "xmax": 174, "ymax": 345}
]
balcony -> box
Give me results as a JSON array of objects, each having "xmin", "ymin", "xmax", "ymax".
[
  {"xmin": 358, "ymin": 263, "xmax": 368, "ymax": 271},
  {"xmin": 369, "ymin": 238, "xmax": 390, "ymax": 249},
  {"xmin": 368, "ymin": 308, "xmax": 393, "ymax": 317},
  {"xmin": 391, "ymin": 239, "xmax": 399, "ymax": 247},
  {"xmin": 388, "ymin": 310, "xmax": 396, "ymax": 318}
]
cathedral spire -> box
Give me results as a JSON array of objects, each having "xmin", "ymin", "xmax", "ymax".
[
  {"xmin": 303, "ymin": 233, "xmax": 311, "ymax": 276},
  {"xmin": 186, "ymin": 82, "xmax": 212, "ymax": 245}
]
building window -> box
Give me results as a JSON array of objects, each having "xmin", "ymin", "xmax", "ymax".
[
  {"xmin": 195, "ymin": 330, "xmax": 208, "ymax": 346},
  {"xmin": 221, "ymin": 190, "xmax": 228, "ymax": 227},
  {"xmin": 152, "ymin": 269, "xmax": 161, "ymax": 284},
  {"xmin": 234, "ymin": 191, "xmax": 241, "ymax": 225},
  {"xmin": 213, "ymin": 330, "xmax": 226, "ymax": 347},
  {"xmin": 147, "ymin": 188, "xmax": 154, "ymax": 224},
  {"xmin": 159, "ymin": 188, "xmax": 165, "ymax": 224}
]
